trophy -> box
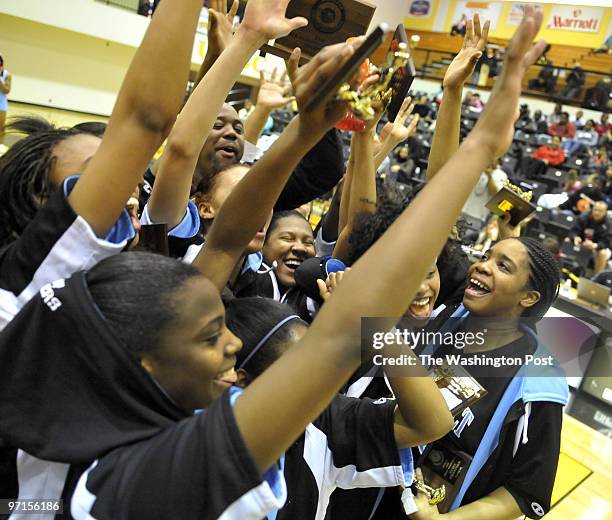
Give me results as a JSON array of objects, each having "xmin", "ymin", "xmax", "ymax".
[
  {"xmin": 485, "ymin": 179, "xmax": 537, "ymax": 226},
  {"xmin": 263, "ymin": 0, "xmax": 377, "ymax": 60},
  {"xmin": 414, "ymin": 363, "xmax": 486, "ymax": 512}
]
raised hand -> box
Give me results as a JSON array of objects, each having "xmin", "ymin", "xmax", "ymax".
[
  {"xmin": 207, "ymin": 0, "xmax": 239, "ymax": 57},
  {"xmin": 469, "ymin": 7, "xmax": 546, "ymax": 158},
  {"xmin": 241, "ymin": 0, "xmax": 308, "ymax": 43},
  {"xmin": 443, "ymin": 14, "xmax": 490, "ymax": 90},
  {"xmin": 256, "ymin": 68, "xmax": 294, "ymax": 110},
  {"xmin": 379, "ymin": 97, "xmax": 419, "ymax": 146},
  {"xmin": 293, "ymin": 39, "xmax": 364, "ymax": 140}
]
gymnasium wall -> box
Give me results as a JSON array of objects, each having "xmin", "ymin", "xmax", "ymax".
[{"xmin": 404, "ymin": 1, "xmax": 612, "ymax": 49}]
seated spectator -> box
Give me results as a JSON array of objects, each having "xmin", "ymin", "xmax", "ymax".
[
  {"xmin": 559, "ymin": 177, "xmax": 604, "ymax": 215},
  {"xmin": 593, "ymin": 34, "xmax": 612, "ymax": 54},
  {"xmin": 548, "ymin": 111, "xmax": 576, "ymax": 139},
  {"xmin": 560, "ymin": 62, "xmax": 585, "ymax": 100},
  {"xmin": 562, "ymin": 119, "xmax": 598, "ymax": 155},
  {"xmin": 572, "ymin": 110, "xmax": 586, "ymax": 129},
  {"xmin": 471, "ymin": 46, "xmax": 498, "ymax": 86},
  {"xmin": 564, "ymin": 169, "xmax": 582, "ymax": 193},
  {"xmin": 450, "ymin": 13, "xmax": 468, "ymax": 36},
  {"xmin": 567, "ymin": 200, "xmax": 611, "ymax": 273},
  {"xmin": 594, "ymin": 113, "xmax": 611, "ymax": 136},
  {"xmin": 528, "ymin": 59, "xmax": 556, "ymax": 94},
  {"xmin": 524, "ymin": 109, "xmax": 549, "ymax": 134},
  {"xmin": 602, "ymin": 165, "xmax": 612, "ymax": 204},
  {"xmin": 548, "ymin": 102, "xmax": 563, "ymax": 124},
  {"xmin": 468, "ymin": 92, "xmax": 484, "ymax": 111},
  {"xmin": 523, "ymin": 135, "xmax": 565, "ymax": 178},
  {"xmin": 413, "ymin": 94, "xmax": 433, "ymax": 121},
  {"xmin": 589, "ymin": 146, "xmax": 609, "ymax": 174},
  {"xmin": 584, "ymin": 78, "xmax": 611, "ymax": 112}
]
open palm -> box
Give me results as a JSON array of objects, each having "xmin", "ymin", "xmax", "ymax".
[
  {"xmin": 242, "ymin": 0, "xmax": 308, "ymax": 42},
  {"xmin": 257, "ymin": 69, "xmax": 294, "ymax": 109},
  {"xmin": 443, "ymin": 14, "xmax": 490, "ymax": 90}
]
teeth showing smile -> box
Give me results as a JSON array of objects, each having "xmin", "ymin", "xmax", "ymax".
[
  {"xmin": 284, "ymin": 259, "xmax": 302, "ymax": 269},
  {"xmin": 411, "ymin": 297, "xmax": 430, "ymax": 307},
  {"xmin": 469, "ymin": 278, "xmax": 491, "ymax": 292},
  {"xmin": 216, "ymin": 367, "xmax": 236, "ymax": 380}
]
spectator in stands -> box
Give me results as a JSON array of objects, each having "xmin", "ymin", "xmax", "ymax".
[
  {"xmin": 562, "ymin": 119, "xmax": 598, "ymax": 155},
  {"xmin": 572, "ymin": 110, "xmax": 585, "ymax": 129},
  {"xmin": 595, "ymin": 113, "xmax": 611, "ymax": 136},
  {"xmin": 564, "ymin": 169, "xmax": 582, "ymax": 193},
  {"xmin": 560, "ymin": 62, "xmax": 585, "ymax": 100},
  {"xmin": 0, "ymin": 54, "xmax": 11, "ymax": 146},
  {"xmin": 413, "ymin": 94, "xmax": 434, "ymax": 121},
  {"xmin": 471, "ymin": 46, "xmax": 498, "ymax": 86},
  {"xmin": 524, "ymin": 135, "xmax": 565, "ymax": 178},
  {"xmin": 559, "ymin": 176, "xmax": 604, "ymax": 215},
  {"xmin": 450, "ymin": 13, "xmax": 468, "ymax": 36},
  {"xmin": 548, "ymin": 111, "xmax": 576, "ymax": 138},
  {"xmin": 589, "ymin": 146, "xmax": 609, "ymax": 174},
  {"xmin": 525, "ymin": 109, "xmax": 549, "ymax": 134},
  {"xmin": 602, "ymin": 165, "xmax": 612, "ymax": 204},
  {"xmin": 528, "ymin": 58, "xmax": 556, "ymax": 94},
  {"xmin": 468, "ymin": 92, "xmax": 484, "ymax": 111},
  {"xmin": 584, "ymin": 78, "xmax": 611, "ymax": 112},
  {"xmin": 567, "ymin": 200, "xmax": 611, "ymax": 273},
  {"xmin": 593, "ymin": 34, "xmax": 612, "ymax": 54},
  {"xmin": 462, "ymin": 162, "xmax": 507, "ymax": 224},
  {"xmin": 548, "ymin": 102, "xmax": 563, "ymax": 124}
]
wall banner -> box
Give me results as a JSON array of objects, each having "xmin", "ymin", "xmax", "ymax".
[
  {"xmin": 547, "ymin": 6, "xmax": 604, "ymax": 33},
  {"xmin": 507, "ymin": 3, "xmax": 543, "ymax": 26}
]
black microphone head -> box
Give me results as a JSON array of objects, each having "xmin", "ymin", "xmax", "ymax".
[{"xmin": 294, "ymin": 256, "xmax": 346, "ymax": 301}]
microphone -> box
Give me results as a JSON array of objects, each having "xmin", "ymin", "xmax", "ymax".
[{"xmin": 294, "ymin": 256, "xmax": 346, "ymax": 301}]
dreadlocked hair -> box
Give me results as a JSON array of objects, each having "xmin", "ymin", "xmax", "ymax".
[
  {"xmin": 0, "ymin": 117, "xmax": 81, "ymax": 246},
  {"xmin": 347, "ymin": 183, "xmax": 416, "ymax": 265},
  {"xmin": 514, "ymin": 237, "xmax": 560, "ymax": 320}
]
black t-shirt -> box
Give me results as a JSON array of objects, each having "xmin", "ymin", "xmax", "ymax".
[
  {"xmin": 414, "ymin": 319, "xmax": 563, "ymax": 518},
  {"xmin": 279, "ymin": 395, "xmax": 407, "ymax": 520},
  {"xmin": 71, "ymin": 389, "xmax": 285, "ymax": 520}
]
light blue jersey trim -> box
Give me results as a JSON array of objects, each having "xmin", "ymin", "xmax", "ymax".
[
  {"xmin": 242, "ymin": 252, "xmax": 264, "ymax": 274},
  {"xmin": 168, "ymin": 201, "xmax": 200, "ymax": 238},
  {"xmin": 63, "ymin": 176, "xmax": 135, "ymax": 244}
]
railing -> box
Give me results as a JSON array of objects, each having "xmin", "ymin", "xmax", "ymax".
[{"xmin": 412, "ymin": 47, "xmax": 611, "ymax": 111}]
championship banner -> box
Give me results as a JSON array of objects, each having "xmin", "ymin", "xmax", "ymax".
[
  {"xmin": 547, "ymin": 6, "xmax": 604, "ymax": 33},
  {"xmin": 406, "ymin": 0, "xmax": 433, "ymax": 19},
  {"xmin": 451, "ymin": 2, "xmax": 502, "ymax": 30},
  {"xmin": 507, "ymin": 3, "xmax": 543, "ymax": 26}
]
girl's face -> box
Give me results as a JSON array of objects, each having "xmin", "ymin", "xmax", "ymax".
[
  {"xmin": 463, "ymin": 239, "xmax": 540, "ymax": 318},
  {"xmin": 403, "ymin": 263, "xmax": 440, "ymax": 323},
  {"xmin": 49, "ymin": 134, "xmax": 102, "ymax": 187},
  {"xmin": 141, "ymin": 276, "xmax": 242, "ymax": 411},
  {"xmin": 198, "ymin": 165, "xmax": 271, "ymax": 253},
  {"xmin": 263, "ymin": 215, "xmax": 316, "ymax": 287},
  {"xmin": 237, "ymin": 322, "xmax": 308, "ymax": 387}
]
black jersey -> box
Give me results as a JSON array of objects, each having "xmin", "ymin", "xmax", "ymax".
[{"xmin": 278, "ymin": 395, "xmax": 411, "ymax": 520}]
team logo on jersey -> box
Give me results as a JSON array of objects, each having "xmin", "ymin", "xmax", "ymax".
[
  {"xmin": 40, "ymin": 279, "xmax": 65, "ymax": 312},
  {"xmin": 531, "ymin": 502, "xmax": 544, "ymax": 516},
  {"xmin": 373, "ymin": 397, "xmax": 388, "ymax": 405},
  {"xmin": 452, "ymin": 407, "xmax": 474, "ymax": 438},
  {"xmin": 311, "ymin": 0, "xmax": 346, "ymax": 34}
]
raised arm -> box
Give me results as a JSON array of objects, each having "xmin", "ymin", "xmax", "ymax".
[
  {"xmin": 0, "ymin": 72, "xmax": 10, "ymax": 95},
  {"xmin": 244, "ymin": 69, "xmax": 294, "ymax": 144},
  {"xmin": 374, "ymin": 97, "xmax": 419, "ymax": 171},
  {"xmin": 333, "ymin": 115, "xmax": 379, "ymax": 263},
  {"xmin": 194, "ymin": 0, "xmax": 238, "ymax": 87},
  {"xmin": 427, "ymin": 15, "xmax": 490, "ymax": 181},
  {"xmin": 146, "ymin": 0, "xmax": 306, "ymax": 228},
  {"xmin": 192, "ymin": 41, "xmax": 359, "ymax": 292},
  {"xmin": 67, "ymin": 0, "xmax": 202, "ymax": 237},
  {"xmin": 234, "ymin": 7, "xmax": 547, "ymax": 473}
]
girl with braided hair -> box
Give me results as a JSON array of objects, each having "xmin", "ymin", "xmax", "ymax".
[{"xmin": 410, "ymin": 236, "xmax": 567, "ymax": 520}]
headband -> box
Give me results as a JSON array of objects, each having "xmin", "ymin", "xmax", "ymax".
[{"xmin": 237, "ymin": 315, "xmax": 301, "ymax": 370}]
